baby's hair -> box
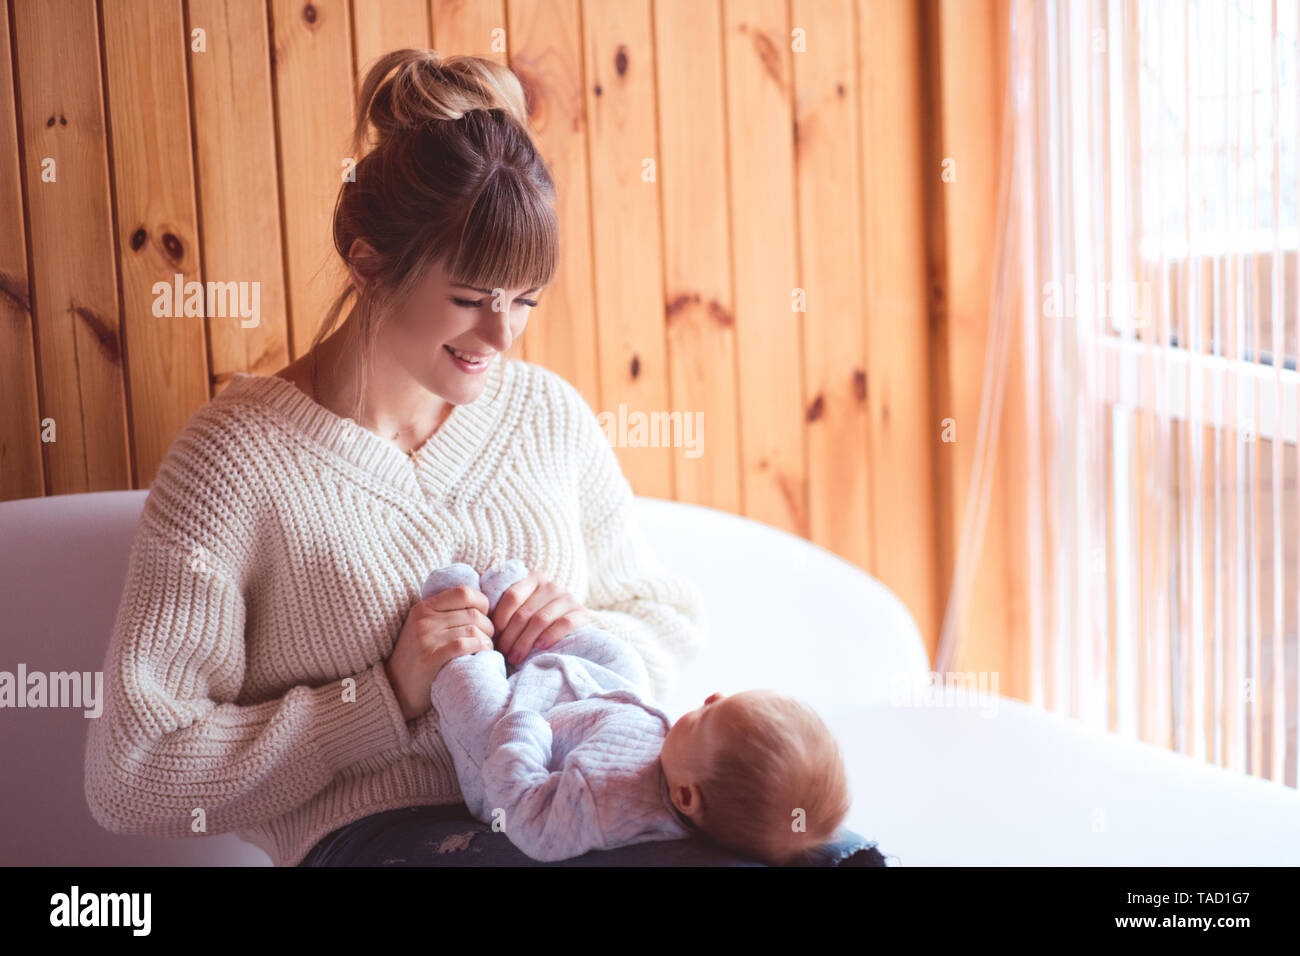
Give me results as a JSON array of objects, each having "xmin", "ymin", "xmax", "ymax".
[{"xmin": 696, "ymin": 693, "xmax": 850, "ymax": 866}]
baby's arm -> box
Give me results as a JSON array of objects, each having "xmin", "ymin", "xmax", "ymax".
[{"xmin": 479, "ymin": 710, "xmax": 605, "ymax": 862}]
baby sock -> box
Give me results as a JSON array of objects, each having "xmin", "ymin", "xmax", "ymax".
[
  {"xmin": 478, "ymin": 558, "xmax": 530, "ymax": 616},
  {"xmin": 420, "ymin": 557, "xmax": 531, "ymax": 618},
  {"xmin": 420, "ymin": 562, "xmax": 480, "ymax": 601}
]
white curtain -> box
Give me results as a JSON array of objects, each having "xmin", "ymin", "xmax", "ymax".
[{"xmin": 949, "ymin": 0, "xmax": 1299, "ymax": 786}]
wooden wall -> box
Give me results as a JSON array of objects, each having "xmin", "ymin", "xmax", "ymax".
[{"xmin": 1, "ymin": 0, "xmax": 1017, "ymax": 693}]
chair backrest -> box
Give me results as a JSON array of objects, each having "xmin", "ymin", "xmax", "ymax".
[
  {"xmin": 0, "ymin": 491, "xmax": 926, "ymax": 865},
  {"xmin": 634, "ymin": 497, "xmax": 929, "ymax": 718},
  {"xmin": 0, "ymin": 490, "xmax": 268, "ymax": 864}
]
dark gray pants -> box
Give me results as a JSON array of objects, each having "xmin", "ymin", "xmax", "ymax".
[{"xmin": 298, "ymin": 803, "xmax": 886, "ymax": 866}]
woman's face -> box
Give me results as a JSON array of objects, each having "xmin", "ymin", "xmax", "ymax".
[{"xmin": 370, "ymin": 254, "xmax": 541, "ymax": 403}]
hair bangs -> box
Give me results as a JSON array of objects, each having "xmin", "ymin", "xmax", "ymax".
[{"xmin": 445, "ymin": 167, "xmax": 559, "ymax": 297}]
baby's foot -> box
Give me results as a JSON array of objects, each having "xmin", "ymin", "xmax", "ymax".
[
  {"xmin": 478, "ymin": 558, "xmax": 529, "ymax": 617},
  {"xmin": 420, "ymin": 562, "xmax": 480, "ymax": 601}
]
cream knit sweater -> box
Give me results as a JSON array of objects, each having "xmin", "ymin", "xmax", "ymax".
[{"xmin": 83, "ymin": 356, "xmax": 709, "ymax": 866}]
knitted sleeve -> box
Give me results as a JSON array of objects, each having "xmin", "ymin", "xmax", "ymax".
[
  {"xmin": 551, "ymin": 373, "xmax": 709, "ymax": 703},
  {"xmin": 83, "ymin": 421, "xmax": 415, "ymax": 838}
]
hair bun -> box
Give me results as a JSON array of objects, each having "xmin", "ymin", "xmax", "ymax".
[{"xmin": 354, "ymin": 49, "xmax": 529, "ymax": 153}]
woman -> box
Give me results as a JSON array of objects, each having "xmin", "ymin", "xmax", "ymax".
[{"xmin": 84, "ymin": 49, "xmax": 876, "ymax": 867}]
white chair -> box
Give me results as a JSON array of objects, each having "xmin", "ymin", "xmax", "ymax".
[
  {"xmin": 0, "ymin": 491, "xmax": 925, "ymax": 866},
  {"xmin": 3, "ymin": 491, "xmax": 1298, "ymax": 865}
]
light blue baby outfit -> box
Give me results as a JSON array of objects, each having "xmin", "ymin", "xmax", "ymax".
[{"xmin": 424, "ymin": 559, "xmax": 695, "ymax": 862}]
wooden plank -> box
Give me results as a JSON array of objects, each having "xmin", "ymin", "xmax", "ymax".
[
  {"xmin": 432, "ymin": 0, "xmax": 506, "ymax": 61},
  {"xmin": 269, "ymin": 0, "xmax": 355, "ymax": 357},
  {"xmin": 11, "ymin": 0, "xmax": 130, "ymax": 493},
  {"xmin": 790, "ymin": 0, "xmax": 871, "ymax": 570},
  {"xmin": 721, "ymin": 0, "xmax": 806, "ymax": 533},
  {"xmin": 652, "ymin": 0, "xmax": 741, "ymax": 513},
  {"xmin": 580, "ymin": 0, "xmax": 671, "ymax": 498},
  {"xmin": 918, "ymin": 0, "xmax": 954, "ymax": 642},
  {"xmin": 858, "ymin": 0, "xmax": 940, "ymax": 652},
  {"xmin": 506, "ymin": 0, "xmax": 601, "ymax": 403},
  {"xmin": 188, "ymin": 0, "xmax": 292, "ymax": 392},
  {"xmin": 101, "ymin": 0, "xmax": 209, "ymax": 488},
  {"xmin": 353, "ymin": 0, "xmax": 429, "ymax": 73},
  {"xmin": 0, "ymin": 0, "xmax": 44, "ymax": 500}
]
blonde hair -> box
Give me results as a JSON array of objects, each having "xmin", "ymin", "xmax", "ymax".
[
  {"xmin": 696, "ymin": 694, "xmax": 851, "ymax": 866},
  {"xmin": 315, "ymin": 49, "xmax": 560, "ymax": 420}
]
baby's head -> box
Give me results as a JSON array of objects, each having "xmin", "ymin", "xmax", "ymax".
[{"xmin": 660, "ymin": 689, "xmax": 850, "ymax": 866}]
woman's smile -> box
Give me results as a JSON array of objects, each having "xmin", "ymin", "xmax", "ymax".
[{"xmin": 444, "ymin": 344, "xmax": 494, "ymax": 372}]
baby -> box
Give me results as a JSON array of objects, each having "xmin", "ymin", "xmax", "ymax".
[{"xmin": 423, "ymin": 558, "xmax": 851, "ymax": 865}]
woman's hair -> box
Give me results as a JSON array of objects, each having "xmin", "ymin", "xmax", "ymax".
[
  {"xmin": 696, "ymin": 694, "xmax": 851, "ymax": 866},
  {"xmin": 313, "ymin": 49, "xmax": 560, "ymax": 419}
]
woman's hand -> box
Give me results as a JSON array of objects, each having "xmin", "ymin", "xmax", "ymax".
[
  {"xmin": 384, "ymin": 586, "xmax": 495, "ymax": 722},
  {"xmin": 489, "ymin": 571, "xmax": 593, "ymax": 666}
]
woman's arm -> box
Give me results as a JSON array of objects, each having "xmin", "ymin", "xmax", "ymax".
[{"xmin": 83, "ymin": 446, "xmax": 416, "ymax": 839}]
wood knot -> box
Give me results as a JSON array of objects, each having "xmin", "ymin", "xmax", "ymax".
[
  {"xmin": 0, "ymin": 271, "xmax": 32, "ymax": 314},
  {"xmin": 614, "ymin": 45, "xmax": 629, "ymax": 77},
  {"xmin": 707, "ymin": 299, "xmax": 733, "ymax": 327},
  {"xmin": 665, "ymin": 293, "xmax": 696, "ymax": 321},
  {"xmin": 806, "ymin": 393, "xmax": 824, "ymax": 422},
  {"xmin": 161, "ymin": 232, "xmax": 184, "ymax": 262},
  {"xmin": 130, "ymin": 227, "xmax": 147, "ymax": 251},
  {"xmin": 69, "ymin": 302, "xmax": 120, "ymax": 363}
]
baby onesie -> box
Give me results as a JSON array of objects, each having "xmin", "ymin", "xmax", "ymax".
[{"xmin": 425, "ymin": 560, "xmax": 695, "ymax": 861}]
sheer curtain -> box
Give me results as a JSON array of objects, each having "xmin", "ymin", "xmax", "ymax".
[{"xmin": 951, "ymin": 0, "xmax": 1298, "ymax": 786}]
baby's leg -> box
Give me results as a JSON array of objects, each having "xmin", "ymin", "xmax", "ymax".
[
  {"xmin": 546, "ymin": 626, "xmax": 653, "ymax": 695},
  {"xmin": 421, "ymin": 561, "xmax": 480, "ymax": 601},
  {"xmin": 429, "ymin": 649, "xmax": 512, "ymax": 821},
  {"xmin": 421, "ymin": 561, "xmax": 513, "ymax": 820},
  {"xmin": 481, "ymin": 558, "xmax": 635, "ymax": 677},
  {"xmin": 478, "ymin": 558, "xmax": 530, "ymax": 616}
]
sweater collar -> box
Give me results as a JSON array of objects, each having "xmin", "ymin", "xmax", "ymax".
[{"xmin": 218, "ymin": 356, "xmax": 513, "ymax": 502}]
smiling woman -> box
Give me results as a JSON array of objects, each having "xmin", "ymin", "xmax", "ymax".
[
  {"xmin": 272, "ymin": 46, "xmax": 558, "ymax": 454},
  {"xmin": 84, "ymin": 48, "xmax": 738, "ymax": 869}
]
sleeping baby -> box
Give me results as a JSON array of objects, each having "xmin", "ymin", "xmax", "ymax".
[{"xmin": 423, "ymin": 558, "xmax": 851, "ymax": 865}]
